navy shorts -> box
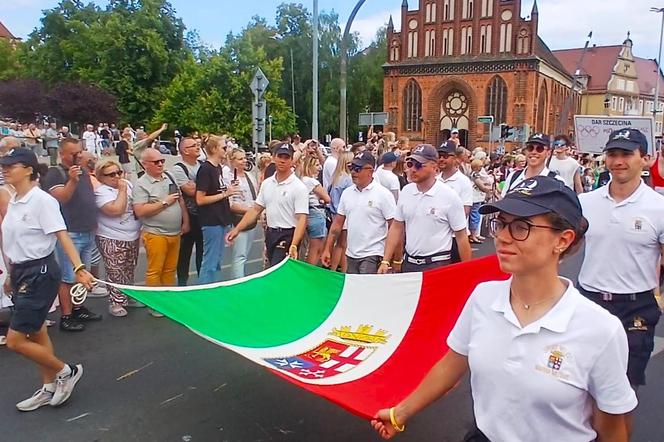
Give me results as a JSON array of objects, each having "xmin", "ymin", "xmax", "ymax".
[
  {"xmin": 581, "ymin": 288, "xmax": 661, "ymax": 385},
  {"xmin": 9, "ymin": 254, "xmax": 61, "ymax": 334}
]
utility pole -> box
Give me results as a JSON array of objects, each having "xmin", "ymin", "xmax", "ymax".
[
  {"xmin": 312, "ymin": 0, "xmax": 319, "ymax": 140},
  {"xmin": 340, "ymin": 0, "xmax": 367, "ymax": 142}
]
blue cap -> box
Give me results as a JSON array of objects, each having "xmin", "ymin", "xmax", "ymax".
[
  {"xmin": 437, "ymin": 141, "xmax": 456, "ymax": 155},
  {"xmin": 274, "ymin": 143, "xmax": 295, "ymax": 157},
  {"xmin": 0, "ymin": 147, "xmax": 39, "ymax": 170},
  {"xmin": 381, "ymin": 152, "xmax": 397, "ymax": 165},
  {"xmin": 527, "ymin": 133, "xmax": 550, "ymax": 147},
  {"xmin": 604, "ymin": 128, "xmax": 648, "ymax": 154},
  {"xmin": 479, "ymin": 176, "xmax": 582, "ymax": 227},
  {"xmin": 409, "ymin": 144, "xmax": 438, "ymax": 163},
  {"xmin": 351, "ymin": 152, "xmax": 376, "ymax": 168}
]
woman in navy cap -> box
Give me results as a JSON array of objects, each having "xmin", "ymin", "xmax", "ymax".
[
  {"xmin": 1, "ymin": 148, "xmax": 94, "ymax": 411},
  {"xmin": 372, "ymin": 176, "xmax": 636, "ymax": 441}
]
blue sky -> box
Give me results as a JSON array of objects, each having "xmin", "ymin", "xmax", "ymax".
[{"xmin": 2, "ymin": 0, "xmax": 662, "ymax": 57}]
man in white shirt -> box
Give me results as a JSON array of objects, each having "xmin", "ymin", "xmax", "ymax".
[
  {"xmin": 502, "ymin": 133, "xmax": 561, "ymax": 197},
  {"xmin": 549, "ymin": 134, "xmax": 583, "ymax": 194},
  {"xmin": 82, "ymin": 124, "xmax": 100, "ymax": 157},
  {"xmin": 227, "ymin": 143, "xmax": 308, "ymax": 267},
  {"xmin": 379, "ymin": 144, "xmax": 471, "ymax": 273},
  {"xmin": 322, "ymin": 138, "xmax": 345, "ymax": 191},
  {"xmin": 578, "ymin": 128, "xmax": 664, "ymax": 389},
  {"xmin": 436, "ymin": 141, "xmax": 473, "ymax": 216},
  {"xmin": 375, "ymin": 152, "xmax": 400, "ymax": 202},
  {"xmin": 321, "ymin": 152, "xmax": 396, "ymax": 274}
]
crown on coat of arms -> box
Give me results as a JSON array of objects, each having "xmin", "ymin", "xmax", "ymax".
[{"xmin": 330, "ymin": 325, "xmax": 390, "ymax": 344}]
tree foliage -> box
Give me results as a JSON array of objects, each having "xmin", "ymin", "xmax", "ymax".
[
  {"xmin": 0, "ymin": 40, "xmax": 23, "ymax": 81},
  {"xmin": 0, "ymin": 78, "xmax": 46, "ymax": 121}
]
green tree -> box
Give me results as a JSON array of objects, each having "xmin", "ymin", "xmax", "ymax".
[{"xmin": 0, "ymin": 40, "xmax": 23, "ymax": 81}]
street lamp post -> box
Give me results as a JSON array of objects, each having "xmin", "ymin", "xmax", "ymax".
[
  {"xmin": 272, "ymin": 34, "xmax": 296, "ymax": 115},
  {"xmin": 651, "ymin": 7, "xmax": 664, "ymax": 137},
  {"xmin": 340, "ymin": 0, "xmax": 367, "ymax": 143}
]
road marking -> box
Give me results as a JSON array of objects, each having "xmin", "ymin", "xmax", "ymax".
[
  {"xmin": 116, "ymin": 361, "xmax": 154, "ymax": 381},
  {"xmin": 653, "ymin": 336, "xmax": 664, "ymax": 357},
  {"xmin": 159, "ymin": 393, "xmax": 184, "ymax": 406},
  {"xmin": 66, "ymin": 412, "xmax": 91, "ymax": 422}
]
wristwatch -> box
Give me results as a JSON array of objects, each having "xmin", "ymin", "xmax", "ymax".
[{"xmin": 161, "ymin": 200, "xmax": 169, "ymax": 207}]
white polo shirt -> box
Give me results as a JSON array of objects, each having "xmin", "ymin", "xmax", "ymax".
[
  {"xmin": 549, "ymin": 156, "xmax": 580, "ymax": 190},
  {"xmin": 337, "ymin": 179, "xmax": 396, "ymax": 259},
  {"xmin": 447, "ymin": 278, "xmax": 637, "ymax": 442},
  {"xmin": 1, "ymin": 186, "xmax": 66, "ymax": 264},
  {"xmin": 375, "ymin": 166, "xmax": 400, "ymax": 197},
  {"xmin": 437, "ymin": 169, "xmax": 473, "ymax": 207},
  {"xmin": 395, "ymin": 181, "xmax": 467, "ymax": 256},
  {"xmin": 255, "ymin": 172, "xmax": 308, "ymax": 229},
  {"xmin": 579, "ymin": 181, "xmax": 664, "ymax": 293}
]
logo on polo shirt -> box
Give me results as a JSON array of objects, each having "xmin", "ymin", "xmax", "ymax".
[
  {"xmin": 547, "ymin": 350, "xmax": 564, "ymax": 371},
  {"xmin": 633, "ymin": 218, "xmax": 643, "ymax": 231},
  {"xmin": 368, "ymin": 200, "xmax": 374, "ymax": 207},
  {"xmin": 535, "ymin": 344, "xmax": 572, "ymax": 380}
]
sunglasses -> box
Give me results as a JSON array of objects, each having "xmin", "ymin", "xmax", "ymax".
[
  {"xmin": 149, "ymin": 159, "xmax": 166, "ymax": 165},
  {"xmin": 103, "ymin": 170, "xmax": 122, "ymax": 177},
  {"xmin": 525, "ymin": 144, "xmax": 547, "ymax": 153},
  {"xmin": 347, "ymin": 164, "xmax": 371, "ymax": 173},
  {"xmin": 438, "ymin": 152, "xmax": 453, "ymax": 159},
  {"xmin": 406, "ymin": 159, "xmax": 425, "ymax": 170},
  {"xmin": 553, "ymin": 142, "xmax": 567, "ymax": 148}
]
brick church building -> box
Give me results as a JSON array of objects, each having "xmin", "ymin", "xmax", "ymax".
[{"xmin": 384, "ymin": 0, "xmax": 579, "ymax": 148}]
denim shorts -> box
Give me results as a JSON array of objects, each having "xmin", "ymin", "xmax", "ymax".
[
  {"xmin": 307, "ymin": 209, "xmax": 327, "ymax": 239},
  {"xmin": 55, "ymin": 232, "xmax": 94, "ymax": 284},
  {"xmin": 9, "ymin": 254, "xmax": 61, "ymax": 333}
]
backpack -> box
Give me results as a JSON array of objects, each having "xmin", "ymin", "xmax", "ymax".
[{"xmin": 174, "ymin": 161, "xmax": 202, "ymax": 216}]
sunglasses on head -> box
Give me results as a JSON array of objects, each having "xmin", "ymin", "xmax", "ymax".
[
  {"xmin": 103, "ymin": 170, "xmax": 122, "ymax": 178},
  {"xmin": 406, "ymin": 159, "xmax": 425, "ymax": 170},
  {"xmin": 553, "ymin": 141, "xmax": 567, "ymax": 148},
  {"xmin": 149, "ymin": 159, "xmax": 166, "ymax": 165},
  {"xmin": 525, "ymin": 144, "xmax": 547, "ymax": 153}
]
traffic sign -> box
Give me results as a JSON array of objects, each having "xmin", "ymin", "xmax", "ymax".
[
  {"xmin": 478, "ymin": 115, "xmax": 494, "ymax": 124},
  {"xmin": 359, "ymin": 112, "xmax": 389, "ymax": 126},
  {"xmin": 251, "ymin": 68, "xmax": 269, "ymax": 100}
]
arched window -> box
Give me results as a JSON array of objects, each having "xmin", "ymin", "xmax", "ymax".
[
  {"xmin": 486, "ymin": 76, "xmax": 508, "ymax": 125},
  {"xmin": 404, "ymin": 80, "xmax": 422, "ymax": 132},
  {"xmin": 536, "ymin": 82, "xmax": 548, "ymax": 133}
]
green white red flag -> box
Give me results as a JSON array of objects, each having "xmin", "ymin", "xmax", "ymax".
[{"xmin": 112, "ymin": 256, "xmax": 505, "ymax": 418}]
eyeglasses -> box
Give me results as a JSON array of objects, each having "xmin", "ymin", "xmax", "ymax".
[
  {"xmin": 489, "ymin": 218, "xmax": 561, "ymax": 241},
  {"xmin": 406, "ymin": 159, "xmax": 425, "ymax": 170},
  {"xmin": 347, "ymin": 164, "xmax": 372, "ymax": 173},
  {"xmin": 553, "ymin": 142, "xmax": 567, "ymax": 148},
  {"xmin": 103, "ymin": 170, "xmax": 122, "ymax": 177},
  {"xmin": 525, "ymin": 144, "xmax": 547, "ymax": 153},
  {"xmin": 149, "ymin": 159, "xmax": 166, "ymax": 165},
  {"xmin": 438, "ymin": 152, "xmax": 453, "ymax": 159}
]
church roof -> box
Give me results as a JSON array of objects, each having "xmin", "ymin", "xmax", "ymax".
[
  {"xmin": 552, "ymin": 45, "xmax": 622, "ymax": 92},
  {"xmin": 0, "ymin": 21, "xmax": 16, "ymax": 40}
]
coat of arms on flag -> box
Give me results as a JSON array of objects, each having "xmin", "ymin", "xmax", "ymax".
[{"xmin": 264, "ymin": 325, "xmax": 390, "ymax": 380}]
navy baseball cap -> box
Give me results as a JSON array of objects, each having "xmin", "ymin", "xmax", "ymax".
[
  {"xmin": 380, "ymin": 152, "xmax": 397, "ymax": 165},
  {"xmin": 527, "ymin": 133, "xmax": 551, "ymax": 147},
  {"xmin": 437, "ymin": 141, "xmax": 456, "ymax": 155},
  {"xmin": 274, "ymin": 143, "xmax": 295, "ymax": 157},
  {"xmin": 479, "ymin": 176, "xmax": 583, "ymax": 227},
  {"xmin": 0, "ymin": 148, "xmax": 39, "ymax": 170},
  {"xmin": 604, "ymin": 128, "xmax": 648, "ymax": 154},
  {"xmin": 351, "ymin": 152, "xmax": 376, "ymax": 168},
  {"xmin": 409, "ymin": 144, "xmax": 438, "ymax": 163}
]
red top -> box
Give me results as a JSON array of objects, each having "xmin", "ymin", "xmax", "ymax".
[{"xmin": 650, "ymin": 154, "xmax": 664, "ymax": 187}]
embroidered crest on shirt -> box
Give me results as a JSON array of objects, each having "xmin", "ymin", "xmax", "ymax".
[
  {"xmin": 535, "ymin": 345, "xmax": 572, "ymax": 380},
  {"xmin": 367, "ymin": 200, "xmax": 374, "ymax": 207},
  {"xmin": 628, "ymin": 316, "xmax": 648, "ymax": 331},
  {"xmin": 427, "ymin": 207, "xmax": 437, "ymax": 215},
  {"xmin": 633, "ymin": 218, "xmax": 643, "ymax": 231}
]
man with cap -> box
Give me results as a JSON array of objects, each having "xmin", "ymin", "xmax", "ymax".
[
  {"xmin": 578, "ymin": 128, "xmax": 664, "ymax": 391},
  {"xmin": 375, "ymin": 151, "xmax": 400, "ymax": 202},
  {"xmin": 437, "ymin": 141, "xmax": 473, "ymax": 216},
  {"xmin": 449, "ymin": 128, "xmax": 461, "ymax": 147},
  {"xmin": 321, "ymin": 152, "xmax": 396, "ymax": 274},
  {"xmin": 378, "ymin": 144, "xmax": 471, "ymax": 273},
  {"xmin": 502, "ymin": 133, "xmax": 560, "ymax": 197},
  {"xmin": 227, "ymin": 143, "xmax": 308, "ymax": 267}
]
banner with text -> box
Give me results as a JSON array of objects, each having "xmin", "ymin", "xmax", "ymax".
[{"xmin": 574, "ymin": 115, "xmax": 655, "ymax": 155}]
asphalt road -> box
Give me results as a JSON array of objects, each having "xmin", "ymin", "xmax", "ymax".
[{"xmin": 2, "ymin": 235, "xmax": 663, "ymax": 441}]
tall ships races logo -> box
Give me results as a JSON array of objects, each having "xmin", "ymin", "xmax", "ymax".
[{"xmin": 264, "ymin": 325, "xmax": 390, "ymax": 380}]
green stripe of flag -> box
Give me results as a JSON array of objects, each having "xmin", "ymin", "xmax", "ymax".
[{"xmin": 120, "ymin": 260, "xmax": 345, "ymax": 348}]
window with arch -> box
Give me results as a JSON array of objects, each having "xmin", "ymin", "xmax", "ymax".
[
  {"xmin": 425, "ymin": 2, "xmax": 437, "ymax": 23},
  {"xmin": 536, "ymin": 82, "xmax": 548, "ymax": 132},
  {"xmin": 499, "ymin": 23, "xmax": 512, "ymax": 53},
  {"xmin": 425, "ymin": 30, "xmax": 436, "ymax": 56},
  {"xmin": 481, "ymin": 0, "xmax": 493, "ymax": 17},
  {"xmin": 480, "ymin": 25, "xmax": 492, "ymax": 53},
  {"xmin": 442, "ymin": 28, "xmax": 454, "ymax": 55},
  {"xmin": 461, "ymin": 27, "xmax": 473, "ymax": 54},
  {"xmin": 517, "ymin": 29, "xmax": 530, "ymax": 54},
  {"xmin": 404, "ymin": 80, "xmax": 423, "ymax": 132},
  {"xmin": 390, "ymin": 40, "xmax": 400, "ymax": 61},
  {"xmin": 486, "ymin": 76, "xmax": 508, "ymax": 125},
  {"xmin": 408, "ymin": 32, "xmax": 419, "ymax": 58},
  {"xmin": 443, "ymin": 0, "xmax": 455, "ymax": 20}
]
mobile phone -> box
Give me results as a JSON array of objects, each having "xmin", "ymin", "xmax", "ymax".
[
  {"xmin": 233, "ymin": 167, "xmax": 238, "ymax": 182},
  {"xmin": 168, "ymin": 183, "xmax": 178, "ymax": 194}
]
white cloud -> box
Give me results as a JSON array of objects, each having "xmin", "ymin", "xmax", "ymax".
[{"xmin": 352, "ymin": 7, "xmax": 401, "ymax": 47}]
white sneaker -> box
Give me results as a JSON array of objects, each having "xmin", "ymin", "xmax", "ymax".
[
  {"xmin": 108, "ymin": 303, "xmax": 128, "ymax": 317},
  {"xmin": 148, "ymin": 308, "xmax": 164, "ymax": 318},
  {"xmin": 126, "ymin": 299, "xmax": 146, "ymax": 308},
  {"xmin": 87, "ymin": 285, "xmax": 108, "ymax": 298},
  {"xmin": 16, "ymin": 388, "xmax": 53, "ymax": 412},
  {"xmin": 50, "ymin": 364, "xmax": 83, "ymax": 407}
]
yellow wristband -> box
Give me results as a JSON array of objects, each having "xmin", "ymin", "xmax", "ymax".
[
  {"xmin": 73, "ymin": 264, "xmax": 85, "ymax": 273},
  {"xmin": 392, "ymin": 259, "xmax": 403, "ymax": 265},
  {"xmin": 380, "ymin": 260, "xmax": 391, "ymax": 266},
  {"xmin": 389, "ymin": 407, "xmax": 405, "ymax": 432},
  {"xmin": 289, "ymin": 244, "xmax": 298, "ymax": 250}
]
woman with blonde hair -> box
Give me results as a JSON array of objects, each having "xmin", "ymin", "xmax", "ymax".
[
  {"xmin": 94, "ymin": 160, "xmax": 142, "ymax": 317},
  {"xmin": 195, "ymin": 135, "xmax": 240, "ymax": 283},
  {"xmin": 328, "ymin": 151, "xmax": 354, "ymax": 272},
  {"xmin": 299, "ymin": 155, "xmax": 331, "ymax": 265}
]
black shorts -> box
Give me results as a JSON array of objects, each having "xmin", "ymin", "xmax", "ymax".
[
  {"xmin": 9, "ymin": 254, "xmax": 61, "ymax": 334},
  {"xmin": 581, "ymin": 288, "xmax": 661, "ymax": 386},
  {"xmin": 265, "ymin": 227, "xmax": 295, "ymax": 267}
]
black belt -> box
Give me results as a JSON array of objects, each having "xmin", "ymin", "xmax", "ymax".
[
  {"xmin": 267, "ymin": 227, "xmax": 295, "ymax": 232},
  {"xmin": 580, "ymin": 287, "xmax": 654, "ymax": 302},
  {"xmin": 12, "ymin": 253, "xmax": 55, "ymax": 270},
  {"xmin": 405, "ymin": 251, "xmax": 451, "ymax": 266}
]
